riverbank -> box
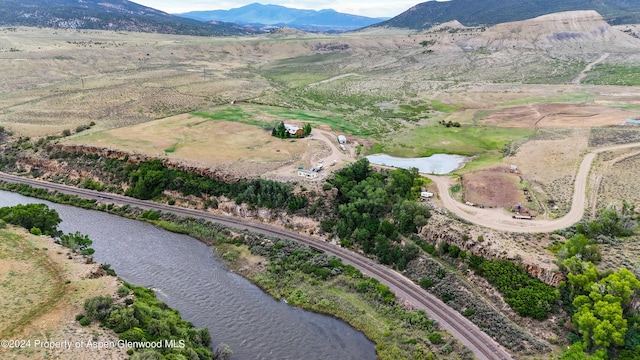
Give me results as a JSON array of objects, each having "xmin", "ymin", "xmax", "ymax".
[
  {"xmin": 0, "ymin": 182, "xmax": 472, "ymax": 359},
  {"xmin": 200, "ymin": 233, "xmax": 472, "ymax": 360},
  {"xmin": 0, "ymin": 225, "xmax": 127, "ymax": 360}
]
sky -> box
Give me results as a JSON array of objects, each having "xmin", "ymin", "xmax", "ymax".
[{"xmin": 130, "ymin": 1, "xmax": 422, "ymax": 18}]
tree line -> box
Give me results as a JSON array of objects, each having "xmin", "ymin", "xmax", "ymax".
[{"xmin": 124, "ymin": 159, "xmax": 307, "ymax": 212}]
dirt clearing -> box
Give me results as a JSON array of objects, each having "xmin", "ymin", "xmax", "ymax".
[
  {"xmin": 481, "ymin": 103, "xmax": 636, "ymax": 128},
  {"xmin": 462, "ymin": 168, "xmax": 524, "ymax": 209}
]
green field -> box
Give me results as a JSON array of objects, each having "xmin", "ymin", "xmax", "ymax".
[
  {"xmin": 584, "ymin": 64, "xmax": 640, "ymax": 86},
  {"xmin": 191, "ymin": 104, "xmax": 354, "ymax": 132},
  {"xmin": 260, "ymin": 53, "xmax": 350, "ymax": 87},
  {"xmin": 377, "ymin": 125, "xmax": 535, "ymax": 158}
]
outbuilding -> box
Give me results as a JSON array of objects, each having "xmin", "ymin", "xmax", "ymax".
[
  {"xmin": 421, "ymin": 191, "xmax": 434, "ymax": 199},
  {"xmin": 298, "ymin": 170, "xmax": 318, "ymax": 179}
]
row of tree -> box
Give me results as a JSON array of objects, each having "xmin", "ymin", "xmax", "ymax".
[{"xmin": 125, "ymin": 159, "xmax": 307, "ymax": 212}]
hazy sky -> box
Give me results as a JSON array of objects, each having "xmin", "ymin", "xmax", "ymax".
[{"xmin": 131, "ymin": 1, "xmax": 423, "ymax": 18}]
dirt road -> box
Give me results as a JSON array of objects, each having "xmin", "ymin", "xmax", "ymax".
[
  {"xmin": 426, "ymin": 142, "xmax": 640, "ymax": 233},
  {"xmin": 572, "ymin": 52, "xmax": 609, "ymax": 84}
]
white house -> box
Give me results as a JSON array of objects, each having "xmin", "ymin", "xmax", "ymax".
[
  {"xmin": 337, "ymin": 135, "xmax": 347, "ymax": 144},
  {"xmin": 285, "ymin": 124, "xmax": 303, "ymax": 136}
]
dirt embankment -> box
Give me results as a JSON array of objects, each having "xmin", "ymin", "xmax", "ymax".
[
  {"xmin": 0, "ymin": 226, "xmax": 125, "ymax": 360},
  {"xmin": 32, "ymin": 143, "xmax": 248, "ymax": 183},
  {"xmin": 419, "ymin": 213, "xmax": 563, "ymax": 287}
]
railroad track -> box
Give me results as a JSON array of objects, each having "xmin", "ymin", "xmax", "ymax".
[{"xmin": 0, "ymin": 172, "xmax": 512, "ymax": 360}]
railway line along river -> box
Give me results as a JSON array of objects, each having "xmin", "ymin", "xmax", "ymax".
[{"xmin": 0, "ymin": 190, "xmax": 376, "ymax": 360}]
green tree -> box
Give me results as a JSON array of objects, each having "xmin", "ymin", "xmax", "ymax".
[
  {"xmin": 0, "ymin": 203, "xmax": 62, "ymax": 237},
  {"xmin": 599, "ymin": 268, "xmax": 640, "ymax": 308},
  {"xmin": 566, "ymin": 260, "xmax": 600, "ymax": 297},
  {"xmin": 560, "ymin": 342, "xmax": 608, "ymax": 360},
  {"xmin": 303, "ymin": 123, "xmax": 312, "ymax": 136},
  {"xmin": 574, "ymin": 297, "xmax": 627, "ymax": 348},
  {"xmin": 58, "ymin": 231, "xmax": 95, "ymax": 255},
  {"xmin": 272, "ymin": 121, "xmax": 288, "ymax": 139},
  {"xmin": 560, "ymin": 234, "xmax": 602, "ymax": 264},
  {"xmin": 107, "ymin": 306, "xmax": 139, "ymax": 333},
  {"xmin": 571, "ymin": 268, "xmax": 638, "ymax": 349}
]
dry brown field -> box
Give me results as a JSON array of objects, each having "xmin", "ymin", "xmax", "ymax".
[
  {"xmin": 0, "ymin": 227, "xmax": 125, "ymax": 360},
  {"xmin": 479, "ymin": 103, "xmax": 636, "ymax": 128},
  {"xmin": 65, "ymin": 105, "xmax": 350, "ymax": 179},
  {"xmin": 461, "ymin": 168, "xmax": 524, "ymax": 208}
]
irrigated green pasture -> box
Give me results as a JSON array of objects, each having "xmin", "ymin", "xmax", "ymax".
[{"xmin": 374, "ymin": 125, "xmax": 535, "ymax": 157}]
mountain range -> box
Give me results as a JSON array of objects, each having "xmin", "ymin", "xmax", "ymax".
[
  {"xmin": 177, "ymin": 3, "xmax": 389, "ymax": 33},
  {"xmin": 0, "ymin": 0, "xmax": 253, "ymax": 36},
  {"xmin": 377, "ymin": 0, "xmax": 640, "ymax": 29},
  {"xmin": 2, "ymin": 0, "xmax": 640, "ymax": 36}
]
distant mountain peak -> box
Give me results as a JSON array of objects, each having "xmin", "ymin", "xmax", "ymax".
[
  {"xmin": 177, "ymin": 3, "xmax": 388, "ymax": 33},
  {"xmin": 0, "ymin": 0, "xmax": 255, "ymax": 36}
]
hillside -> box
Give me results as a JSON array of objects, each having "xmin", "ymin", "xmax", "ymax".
[
  {"xmin": 458, "ymin": 10, "xmax": 640, "ymax": 50},
  {"xmin": 0, "ymin": 0, "xmax": 253, "ymax": 36},
  {"xmin": 177, "ymin": 3, "xmax": 387, "ymax": 32},
  {"xmin": 377, "ymin": 0, "xmax": 640, "ymax": 29}
]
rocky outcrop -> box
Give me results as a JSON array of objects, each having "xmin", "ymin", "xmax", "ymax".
[
  {"xmin": 458, "ymin": 10, "xmax": 640, "ymax": 50},
  {"xmin": 419, "ymin": 222, "xmax": 565, "ymax": 287}
]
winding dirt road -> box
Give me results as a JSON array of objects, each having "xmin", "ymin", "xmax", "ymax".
[
  {"xmin": 0, "ymin": 172, "xmax": 512, "ymax": 360},
  {"xmin": 572, "ymin": 52, "xmax": 609, "ymax": 85},
  {"xmin": 426, "ymin": 142, "xmax": 640, "ymax": 233}
]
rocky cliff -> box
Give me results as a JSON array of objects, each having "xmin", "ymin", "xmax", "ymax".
[{"xmin": 458, "ymin": 10, "xmax": 640, "ymax": 50}]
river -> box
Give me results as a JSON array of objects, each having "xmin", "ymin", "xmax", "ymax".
[{"xmin": 0, "ymin": 190, "xmax": 376, "ymax": 359}]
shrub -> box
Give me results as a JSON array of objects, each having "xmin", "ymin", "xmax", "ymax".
[
  {"xmin": 428, "ymin": 332, "xmax": 443, "ymax": 344},
  {"xmin": 117, "ymin": 285, "xmax": 130, "ymax": 298},
  {"xmin": 84, "ymin": 296, "xmax": 113, "ymax": 321},
  {"xmin": 30, "ymin": 227, "xmax": 42, "ymax": 235},
  {"xmin": 101, "ymin": 263, "xmax": 117, "ymax": 276},
  {"xmin": 419, "ymin": 277, "xmax": 433, "ymax": 289},
  {"xmin": 79, "ymin": 316, "xmax": 92, "ymax": 326}
]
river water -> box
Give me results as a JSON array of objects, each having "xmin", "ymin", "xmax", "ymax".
[{"xmin": 0, "ymin": 190, "xmax": 376, "ymax": 359}]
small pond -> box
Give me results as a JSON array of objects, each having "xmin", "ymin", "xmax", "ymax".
[{"xmin": 366, "ymin": 153, "xmax": 470, "ymax": 174}]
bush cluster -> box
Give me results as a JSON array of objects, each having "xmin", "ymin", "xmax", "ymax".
[
  {"xmin": 405, "ymin": 255, "xmax": 549, "ymax": 354},
  {"xmin": 0, "ymin": 203, "xmax": 62, "ymax": 237},
  {"xmin": 79, "ymin": 285, "xmax": 217, "ymax": 360},
  {"xmin": 478, "ymin": 259, "xmax": 560, "ymax": 320}
]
